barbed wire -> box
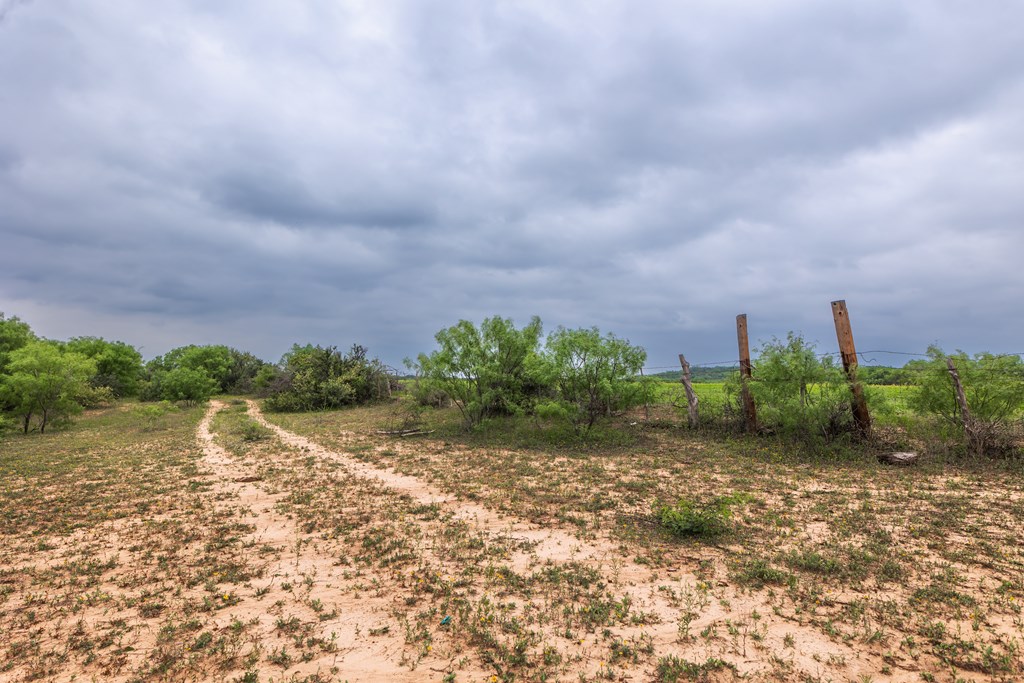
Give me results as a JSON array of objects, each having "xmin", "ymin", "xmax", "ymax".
[{"xmin": 641, "ymin": 350, "xmax": 1024, "ymax": 378}]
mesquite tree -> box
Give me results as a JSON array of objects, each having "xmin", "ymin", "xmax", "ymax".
[{"xmin": 1, "ymin": 341, "xmax": 96, "ymax": 433}]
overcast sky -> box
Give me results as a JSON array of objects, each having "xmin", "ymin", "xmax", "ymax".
[{"xmin": 2, "ymin": 1, "xmax": 1022, "ymax": 369}]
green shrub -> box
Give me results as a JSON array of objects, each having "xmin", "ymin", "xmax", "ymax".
[
  {"xmin": 736, "ymin": 332, "xmax": 881, "ymax": 443},
  {"xmin": 410, "ymin": 316, "xmax": 545, "ymax": 428},
  {"xmin": 264, "ymin": 344, "xmax": 394, "ymax": 412},
  {"xmin": 908, "ymin": 346, "xmax": 1024, "ymax": 456},
  {"xmin": 65, "ymin": 337, "xmax": 144, "ymax": 397},
  {"xmin": 161, "ymin": 367, "xmax": 218, "ymax": 406},
  {"xmin": 77, "ymin": 384, "xmax": 117, "ymax": 408},
  {"xmin": 131, "ymin": 401, "xmax": 178, "ymax": 430},
  {"xmin": 657, "ymin": 496, "xmax": 737, "ymax": 539},
  {"xmin": 405, "ymin": 376, "xmax": 451, "ymax": 408},
  {"xmin": 238, "ymin": 420, "xmax": 271, "ymax": 442},
  {"xmin": 1, "ymin": 341, "xmax": 96, "ymax": 433},
  {"xmin": 543, "ymin": 326, "xmax": 650, "ymax": 435},
  {"xmin": 736, "ymin": 560, "xmax": 796, "ymax": 588},
  {"xmin": 656, "ymin": 655, "xmax": 735, "ymax": 682},
  {"xmin": 0, "ymin": 312, "xmax": 35, "ymax": 378}
]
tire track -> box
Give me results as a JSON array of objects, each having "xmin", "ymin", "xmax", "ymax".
[
  {"xmin": 246, "ymin": 400, "xmax": 625, "ymax": 572},
  {"xmin": 249, "ymin": 400, "xmax": 886, "ymax": 681},
  {"xmin": 197, "ymin": 401, "xmax": 489, "ymax": 682}
]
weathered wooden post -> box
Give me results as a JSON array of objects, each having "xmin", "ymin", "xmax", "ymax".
[
  {"xmin": 678, "ymin": 354, "xmax": 700, "ymax": 428},
  {"xmin": 736, "ymin": 314, "xmax": 758, "ymax": 433},
  {"xmin": 946, "ymin": 357, "xmax": 980, "ymax": 456},
  {"xmin": 831, "ymin": 300, "xmax": 871, "ymax": 437},
  {"xmin": 639, "ymin": 368, "xmax": 650, "ymax": 421}
]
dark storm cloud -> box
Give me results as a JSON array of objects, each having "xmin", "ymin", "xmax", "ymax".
[
  {"xmin": 206, "ymin": 167, "xmax": 435, "ymax": 229},
  {"xmin": 1, "ymin": 0, "xmax": 1023, "ymax": 365}
]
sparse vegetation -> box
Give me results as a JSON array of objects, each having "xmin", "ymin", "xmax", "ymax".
[{"xmin": 1, "ymin": 310, "xmax": 1023, "ymax": 681}]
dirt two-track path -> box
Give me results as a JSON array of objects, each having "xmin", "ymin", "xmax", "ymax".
[
  {"xmin": 194, "ymin": 400, "xmax": 908, "ymax": 682},
  {"xmin": 196, "ymin": 401, "xmax": 459, "ymax": 682}
]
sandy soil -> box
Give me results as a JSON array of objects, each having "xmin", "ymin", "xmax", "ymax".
[
  {"xmin": 244, "ymin": 401, "xmax": 959, "ymax": 682},
  {"xmin": 3, "ymin": 400, "xmax": 1017, "ymax": 682}
]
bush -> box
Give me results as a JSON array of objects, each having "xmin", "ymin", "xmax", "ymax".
[
  {"xmin": 223, "ymin": 349, "xmax": 270, "ymax": 394},
  {"xmin": 407, "ymin": 377, "xmax": 451, "ymax": 408},
  {"xmin": 131, "ymin": 401, "xmax": 178, "ymax": 430},
  {"xmin": 252, "ymin": 365, "xmax": 278, "ymax": 392},
  {"xmin": 410, "ymin": 316, "xmax": 545, "ymax": 427},
  {"xmin": 541, "ymin": 326, "xmax": 650, "ymax": 434},
  {"xmin": 77, "ymin": 384, "xmax": 117, "ymax": 408},
  {"xmin": 740, "ymin": 333, "xmax": 871, "ymax": 443},
  {"xmin": 149, "ymin": 345, "xmax": 233, "ymax": 392},
  {"xmin": 0, "ymin": 413, "xmax": 14, "ymax": 437},
  {"xmin": 657, "ymin": 496, "xmax": 739, "ymax": 539},
  {"xmin": 909, "ymin": 346, "xmax": 1024, "ymax": 456},
  {"xmin": 0, "ymin": 312, "xmax": 35, "ymax": 378},
  {"xmin": 656, "ymin": 656, "xmax": 735, "ymax": 683},
  {"xmin": 138, "ymin": 373, "xmax": 164, "ymax": 402},
  {"xmin": 238, "ymin": 420, "xmax": 272, "ymax": 442},
  {"xmin": 161, "ymin": 367, "xmax": 218, "ymax": 406},
  {"xmin": 263, "ymin": 344, "xmax": 394, "ymax": 412},
  {"xmin": 1, "ymin": 341, "xmax": 96, "ymax": 433},
  {"xmin": 65, "ymin": 337, "xmax": 144, "ymax": 397}
]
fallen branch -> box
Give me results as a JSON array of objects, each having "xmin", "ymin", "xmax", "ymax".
[
  {"xmin": 375, "ymin": 429, "xmax": 436, "ymax": 437},
  {"xmin": 877, "ymin": 452, "xmax": 919, "ymax": 466}
]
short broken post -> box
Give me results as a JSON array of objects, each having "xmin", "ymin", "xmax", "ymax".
[
  {"xmin": 736, "ymin": 314, "xmax": 758, "ymax": 433},
  {"xmin": 639, "ymin": 368, "xmax": 650, "ymax": 421},
  {"xmin": 831, "ymin": 300, "xmax": 871, "ymax": 437},
  {"xmin": 678, "ymin": 354, "xmax": 700, "ymax": 428}
]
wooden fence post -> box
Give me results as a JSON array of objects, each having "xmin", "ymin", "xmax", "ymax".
[
  {"xmin": 946, "ymin": 357, "xmax": 980, "ymax": 456},
  {"xmin": 736, "ymin": 314, "xmax": 758, "ymax": 433},
  {"xmin": 678, "ymin": 354, "xmax": 700, "ymax": 428},
  {"xmin": 639, "ymin": 368, "xmax": 650, "ymax": 421},
  {"xmin": 831, "ymin": 300, "xmax": 871, "ymax": 437}
]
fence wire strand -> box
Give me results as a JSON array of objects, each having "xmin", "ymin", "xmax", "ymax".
[{"xmin": 642, "ymin": 350, "xmax": 1024, "ymax": 380}]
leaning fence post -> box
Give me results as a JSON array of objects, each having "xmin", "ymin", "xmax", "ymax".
[
  {"xmin": 831, "ymin": 300, "xmax": 871, "ymax": 437},
  {"xmin": 736, "ymin": 314, "xmax": 758, "ymax": 433},
  {"xmin": 946, "ymin": 357, "xmax": 980, "ymax": 456},
  {"xmin": 678, "ymin": 354, "xmax": 700, "ymax": 428}
]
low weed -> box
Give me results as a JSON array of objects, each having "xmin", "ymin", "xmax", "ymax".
[
  {"xmin": 657, "ymin": 493, "xmax": 749, "ymax": 540},
  {"xmin": 656, "ymin": 655, "xmax": 736, "ymax": 682}
]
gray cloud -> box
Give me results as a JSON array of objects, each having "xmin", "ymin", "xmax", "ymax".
[{"xmin": 2, "ymin": 0, "xmax": 1023, "ymax": 367}]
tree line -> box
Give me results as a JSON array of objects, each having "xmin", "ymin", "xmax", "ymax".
[
  {"xmin": 3, "ymin": 310, "xmax": 1021, "ymax": 456},
  {"xmin": 0, "ymin": 311, "xmax": 651, "ymax": 438},
  {"xmin": 0, "ymin": 312, "xmax": 396, "ymax": 434}
]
